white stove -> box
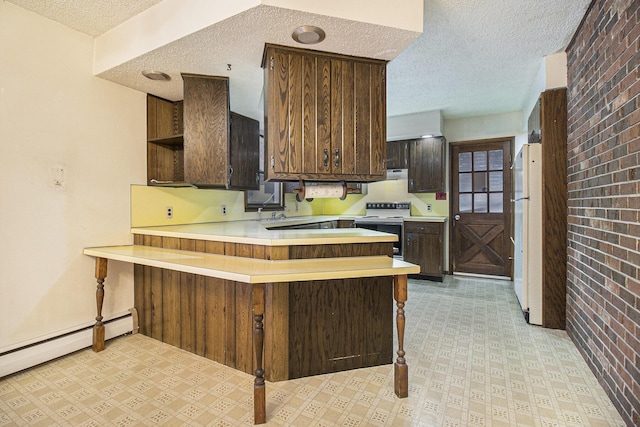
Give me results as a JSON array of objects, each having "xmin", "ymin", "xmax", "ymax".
[
  {"xmin": 354, "ymin": 202, "xmax": 411, "ymax": 258},
  {"xmin": 354, "ymin": 202, "xmax": 411, "ymax": 224}
]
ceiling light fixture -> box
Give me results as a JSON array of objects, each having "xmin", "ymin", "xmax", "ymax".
[
  {"xmin": 292, "ymin": 25, "xmax": 326, "ymax": 45},
  {"xmin": 142, "ymin": 70, "xmax": 171, "ymax": 81}
]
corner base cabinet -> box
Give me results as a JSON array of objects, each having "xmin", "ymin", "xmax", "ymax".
[
  {"xmin": 403, "ymin": 220, "xmax": 445, "ymax": 280},
  {"xmin": 132, "ymin": 235, "xmax": 395, "ymax": 381}
]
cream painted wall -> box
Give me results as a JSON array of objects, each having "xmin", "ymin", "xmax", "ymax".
[
  {"xmin": 445, "ymin": 111, "xmax": 529, "ymax": 158},
  {"xmin": 444, "ymin": 111, "xmax": 524, "ymax": 143},
  {"xmin": 0, "ymin": 3, "xmax": 146, "ymax": 350}
]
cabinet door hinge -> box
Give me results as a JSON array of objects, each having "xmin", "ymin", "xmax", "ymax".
[
  {"xmin": 270, "ymin": 56, "xmax": 274, "ymax": 70},
  {"xmin": 227, "ymin": 164, "xmax": 233, "ymax": 189},
  {"xmin": 270, "ymin": 155, "xmax": 275, "ymax": 169}
]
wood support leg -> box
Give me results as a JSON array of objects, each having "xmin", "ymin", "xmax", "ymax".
[
  {"xmin": 393, "ymin": 274, "xmax": 408, "ymax": 398},
  {"xmin": 252, "ymin": 283, "xmax": 266, "ymax": 424},
  {"xmin": 92, "ymin": 258, "xmax": 108, "ymax": 352}
]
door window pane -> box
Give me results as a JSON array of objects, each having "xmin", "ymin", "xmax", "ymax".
[
  {"xmin": 474, "ymin": 151, "xmax": 487, "ymax": 171},
  {"xmin": 474, "ymin": 193, "xmax": 488, "ymax": 212},
  {"xmin": 459, "ymin": 152, "xmax": 472, "ymax": 172},
  {"xmin": 473, "ymin": 172, "xmax": 488, "ymax": 192},
  {"xmin": 459, "ymin": 173, "xmax": 472, "ymax": 192},
  {"xmin": 489, "ymin": 149, "xmax": 503, "ymax": 170},
  {"xmin": 490, "ymin": 192, "xmax": 503, "ymax": 213},
  {"xmin": 459, "ymin": 194, "xmax": 473, "ymax": 212},
  {"xmin": 489, "ymin": 171, "xmax": 503, "ymax": 191}
]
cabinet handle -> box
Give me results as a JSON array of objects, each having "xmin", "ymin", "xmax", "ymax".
[
  {"xmin": 334, "ymin": 148, "xmax": 340, "ymax": 168},
  {"xmin": 323, "ymin": 148, "xmax": 329, "ymax": 168}
]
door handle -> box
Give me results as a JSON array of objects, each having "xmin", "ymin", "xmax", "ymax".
[{"xmin": 454, "ymin": 214, "xmax": 461, "ymax": 221}]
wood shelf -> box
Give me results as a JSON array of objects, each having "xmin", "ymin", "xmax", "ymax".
[{"xmin": 147, "ymin": 134, "xmax": 183, "ymax": 145}]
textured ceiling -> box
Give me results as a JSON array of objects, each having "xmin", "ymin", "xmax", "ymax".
[
  {"xmin": 7, "ymin": 0, "xmax": 164, "ymax": 37},
  {"xmin": 7, "ymin": 0, "xmax": 592, "ymax": 121},
  {"xmin": 387, "ymin": 0, "xmax": 591, "ymax": 118}
]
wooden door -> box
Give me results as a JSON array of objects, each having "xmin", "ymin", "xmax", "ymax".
[{"xmin": 450, "ymin": 138, "xmax": 513, "ymax": 277}]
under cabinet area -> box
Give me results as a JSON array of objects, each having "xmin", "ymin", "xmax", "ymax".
[
  {"xmin": 146, "ymin": 74, "xmax": 259, "ymax": 189},
  {"xmin": 262, "ymin": 44, "xmax": 387, "ymax": 183},
  {"xmin": 403, "ymin": 220, "xmax": 445, "ymax": 280}
]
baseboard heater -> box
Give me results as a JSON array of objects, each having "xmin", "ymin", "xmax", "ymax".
[{"xmin": 0, "ymin": 310, "xmax": 136, "ymax": 378}]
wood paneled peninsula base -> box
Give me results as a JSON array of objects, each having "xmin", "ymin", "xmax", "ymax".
[{"xmin": 84, "ymin": 220, "xmax": 419, "ymax": 424}]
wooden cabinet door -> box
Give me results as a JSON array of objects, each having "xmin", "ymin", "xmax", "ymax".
[
  {"xmin": 352, "ymin": 61, "xmax": 386, "ymax": 178},
  {"xmin": 408, "ymin": 136, "xmax": 445, "ymax": 193},
  {"xmin": 263, "ymin": 44, "xmax": 386, "ymax": 182},
  {"xmin": 229, "ymin": 112, "xmax": 260, "ymax": 190},
  {"xmin": 387, "ymin": 140, "xmax": 408, "ymax": 169},
  {"xmin": 404, "ymin": 222, "xmax": 443, "ymax": 278},
  {"xmin": 183, "ymin": 74, "xmax": 230, "ymax": 187}
]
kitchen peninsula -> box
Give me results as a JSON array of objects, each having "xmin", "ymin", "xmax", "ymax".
[{"xmin": 84, "ymin": 217, "xmax": 419, "ymax": 424}]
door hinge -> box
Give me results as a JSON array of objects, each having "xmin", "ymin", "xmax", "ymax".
[
  {"xmin": 270, "ymin": 56, "xmax": 274, "ymax": 71},
  {"xmin": 227, "ymin": 164, "xmax": 233, "ymax": 189},
  {"xmin": 270, "ymin": 155, "xmax": 275, "ymax": 169}
]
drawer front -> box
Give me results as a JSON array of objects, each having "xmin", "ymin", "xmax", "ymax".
[{"xmin": 404, "ymin": 222, "xmax": 441, "ymax": 234}]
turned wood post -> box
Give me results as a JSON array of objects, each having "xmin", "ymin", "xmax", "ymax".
[
  {"xmin": 393, "ymin": 274, "xmax": 408, "ymax": 398},
  {"xmin": 252, "ymin": 283, "xmax": 266, "ymax": 424},
  {"xmin": 92, "ymin": 257, "xmax": 108, "ymax": 352}
]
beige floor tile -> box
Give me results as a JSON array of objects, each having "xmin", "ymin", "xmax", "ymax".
[{"xmin": 0, "ymin": 276, "xmax": 627, "ymax": 426}]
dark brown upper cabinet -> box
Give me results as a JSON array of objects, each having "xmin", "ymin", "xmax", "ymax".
[
  {"xmin": 386, "ymin": 139, "xmax": 409, "ymax": 169},
  {"xmin": 408, "ymin": 136, "xmax": 445, "ymax": 193},
  {"xmin": 262, "ymin": 44, "xmax": 387, "ymax": 183},
  {"xmin": 146, "ymin": 74, "xmax": 259, "ymax": 190}
]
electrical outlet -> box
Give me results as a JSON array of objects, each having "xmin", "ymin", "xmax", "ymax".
[
  {"xmin": 221, "ymin": 205, "xmax": 227, "ymax": 216},
  {"xmin": 426, "ymin": 204, "xmax": 432, "ymax": 212},
  {"xmin": 166, "ymin": 206, "xmax": 173, "ymax": 219}
]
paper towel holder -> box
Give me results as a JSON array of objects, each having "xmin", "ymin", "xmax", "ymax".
[{"xmin": 294, "ymin": 180, "xmax": 349, "ymax": 202}]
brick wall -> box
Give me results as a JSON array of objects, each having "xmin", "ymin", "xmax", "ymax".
[{"xmin": 566, "ymin": 0, "xmax": 640, "ymax": 425}]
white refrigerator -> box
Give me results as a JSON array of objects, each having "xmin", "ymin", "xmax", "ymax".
[{"xmin": 513, "ymin": 143, "xmax": 543, "ymax": 325}]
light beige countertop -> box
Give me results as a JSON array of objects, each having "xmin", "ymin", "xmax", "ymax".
[
  {"xmin": 131, "ymin": 216, "xmax": 397, "ymax": 246},
  {"xmin": 83, "ymin": 245, "xmax": 419, "ymax": 283},
  {"xmin": 404, "ymin": 216, "xmax": 448, "ymax": 223}
]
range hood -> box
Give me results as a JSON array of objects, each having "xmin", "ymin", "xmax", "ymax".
[{"xmin": 386, "ymin": 168, "xmax": 408, "ymax": 180}]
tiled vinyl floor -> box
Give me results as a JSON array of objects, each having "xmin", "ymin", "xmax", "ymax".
[{"xmin": 0, "ymin": 276, "xmax": 626, "ymax": 426}]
